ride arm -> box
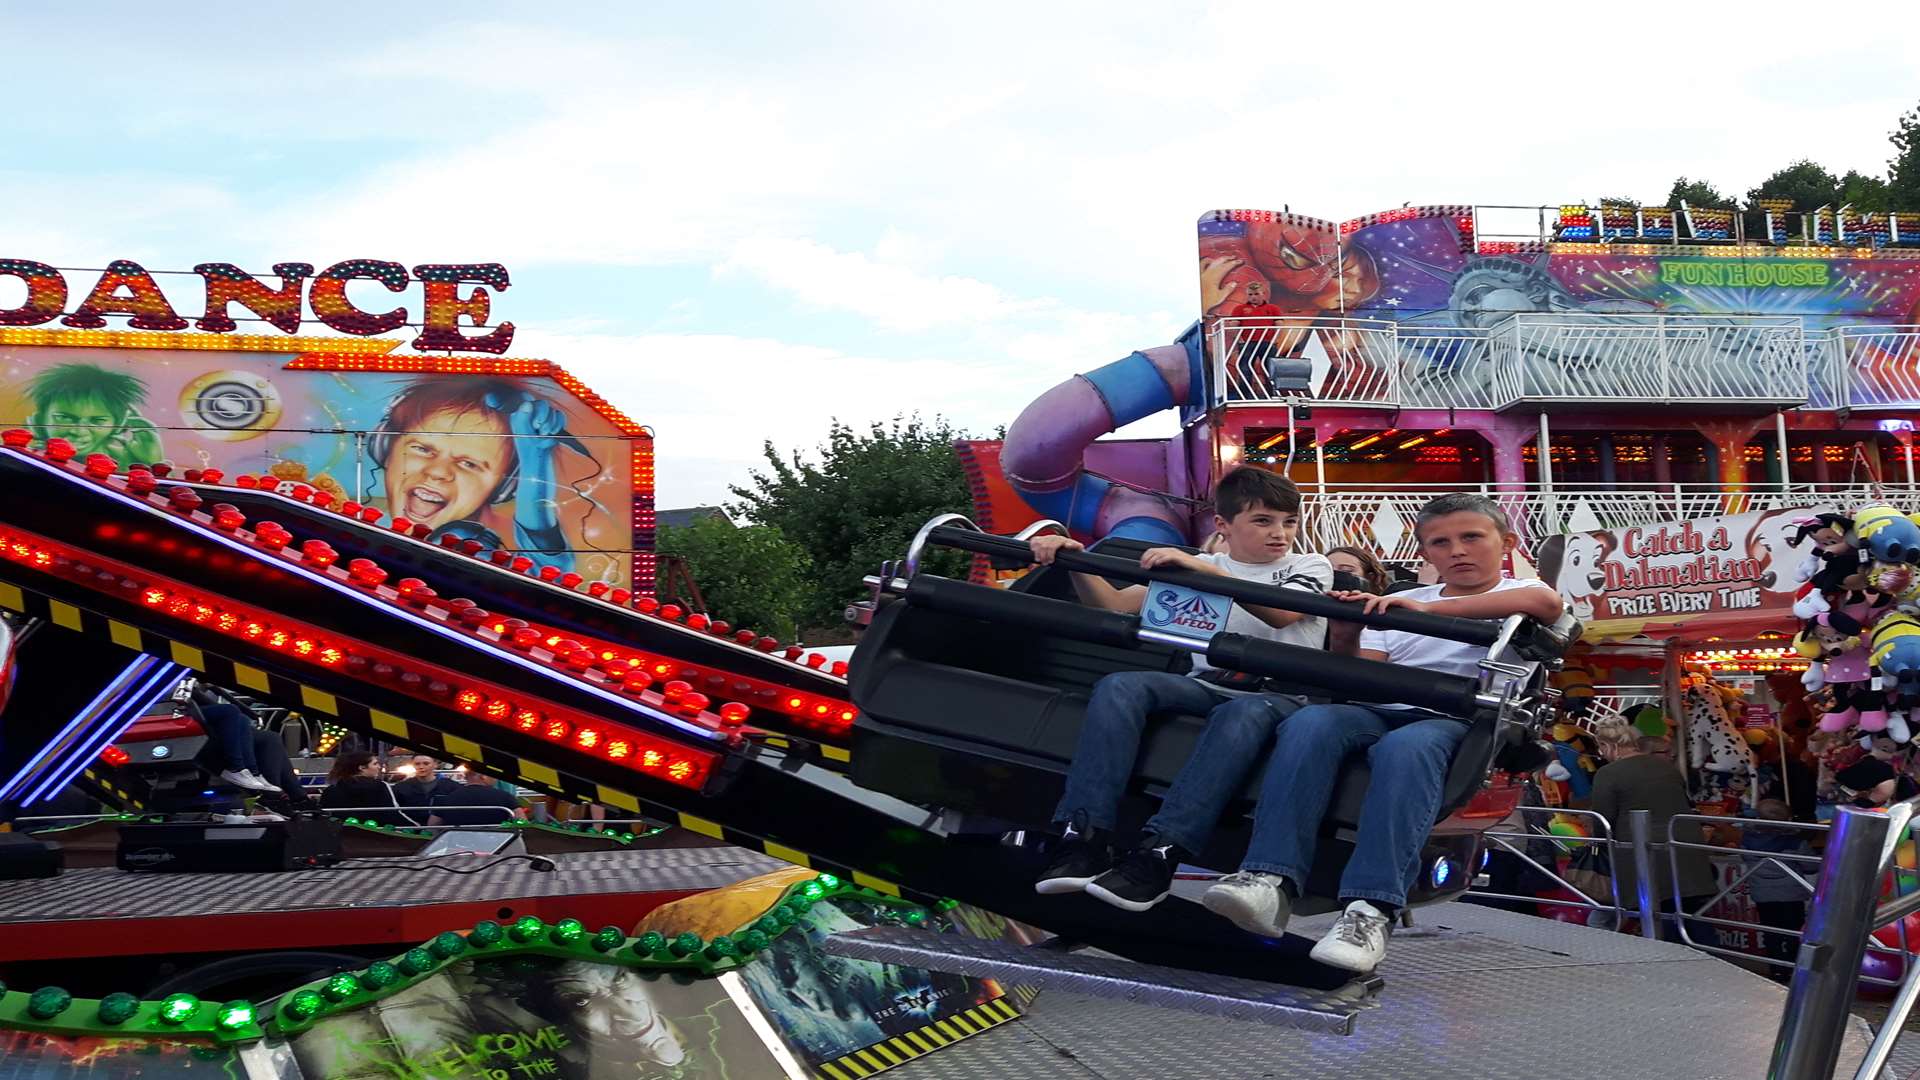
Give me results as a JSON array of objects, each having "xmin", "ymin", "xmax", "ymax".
[
  {"xmin": 1145, "ymin": 548, "xmax": 1329, "ymax": 630},
  {"xmin": 1382, "ymin": 580, "xmax": 1574, "ymax": 622}
]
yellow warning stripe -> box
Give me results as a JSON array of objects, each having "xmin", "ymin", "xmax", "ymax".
[
  {"xmin": 817, "ymin": 997, "xmax": 1022, "ymax": 1077},
  {"xmin": 49, "ymin": 600, "xmax": 82, "ymax": 630},
  {"xmin": 763, "ymin": 842, "xmax": 810, "ymax": 867}
]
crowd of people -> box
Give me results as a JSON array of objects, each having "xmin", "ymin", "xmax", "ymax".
[
  {"xmin": 1032, "ymin": 469, "xmax": 1564, "ymax": 974},
  {"xmin": 318, "ymin": 751, "xmax": 529, "ymax": 827}
]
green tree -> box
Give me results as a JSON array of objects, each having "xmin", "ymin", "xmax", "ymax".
[
  {"xmin": 731, "ymin": 415, "xmax": 978, "ymax": 633},
  {"xmin": 1890, "ymin": 101, "xmax": 1920, "ymax": 210},
  {"xmin": 1666, "ymin": 177, "xmax": 1735, "ymax": 209},
  {"xmin": 1838, "ymin": 170, "xmax": 1891, "ymax": 212},
  {"xmin": 1746, "ymin": 159, "xmax": 1841, "ymax": 211},
  {"xmin": 655, "ymin": 516, "xmax": 813, "ymax": 641}
]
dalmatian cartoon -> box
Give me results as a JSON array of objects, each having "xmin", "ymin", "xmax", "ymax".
[{"xmin": 1534, "ymin": 531, "xmax": 1614, "ymax": 622}]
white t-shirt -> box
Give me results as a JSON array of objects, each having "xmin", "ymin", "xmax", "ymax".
[
  {"xmin": 1186, "ymin": 551, "xmax": 1333, "ymax": 683},
  {"xmin": 1357, "ymin": 576, "xmax": 1559, "ymax": 710}
]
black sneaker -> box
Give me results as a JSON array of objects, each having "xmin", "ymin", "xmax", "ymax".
[
  {"xmin": 1084, "ymin": 834, "xmax": 1181, "ymax": 913},
  {"xmin": 1035, "ymin": 813, "xmax": 1112, "ymax": 895}
]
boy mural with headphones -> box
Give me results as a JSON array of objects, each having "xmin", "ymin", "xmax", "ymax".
[{"xmin": 372, "ymin": 377, "xmax": 577, "ymax": 570}]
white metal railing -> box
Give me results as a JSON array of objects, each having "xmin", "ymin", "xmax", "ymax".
[
  {"xmin": 1486, "ymin": 313, "xmax": 1805, "ymax": 408},
  {"xmin": 1211, "ymin": 316, "xmax": 1920, "ymax": 412},
  {"xmin": 1826, "ymin": 324, "xmax": 1920, "ymax": 409},
  {"xmin": 1293, "ymin": 482, "xmax": 1920, "ymax": 565}
]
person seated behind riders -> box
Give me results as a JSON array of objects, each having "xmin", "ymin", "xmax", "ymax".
[
  {"xmin": 429, "ymin": 764, "xmax": 529, "ymax": 827},
  {"xmin": 1201, "ymin": 492, "xmax": 1564, "ymax": 974},
  {"xmin": 319, "ymin": 750, "xmax": 421, "ymax": 827},
  {"xmin": 1033, "ymin": 467, "xmax": 1332, "ymax": 912}
]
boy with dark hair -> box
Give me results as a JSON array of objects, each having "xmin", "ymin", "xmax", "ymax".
[
  {"xmin": 1032, "ymin": 467, "xmax": 1332, "ymax": 912},
  {"xmin": 1202, "ymin": 491, "xmax": 1565, "ymax": 973}
]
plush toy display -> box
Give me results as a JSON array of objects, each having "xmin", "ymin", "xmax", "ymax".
[{"xmin": 1681, "ymin": 673, "xmax": 1757, "ymax": 809}]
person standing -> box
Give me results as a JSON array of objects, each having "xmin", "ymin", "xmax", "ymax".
[{"xmin": 1588, "ymin": 722, "xmax": 1716, "ymax": 942}]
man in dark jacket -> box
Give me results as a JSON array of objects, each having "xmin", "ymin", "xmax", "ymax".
[
  {"xmin": 1590, "ymin": 735, "xmax": 1717, "ymax": 942},
  {"xmin": 429, "ymin": 766, "xmax": 526, "ymax": 827}
]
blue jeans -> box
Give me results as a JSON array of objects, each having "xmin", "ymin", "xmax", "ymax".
[
  {"xmin": 200, "ymin": 702, "xmax": 258, "ymax": 773},
  {"xmin": 1054, "ymin": 670, "xmax": 1300, "ymax": 854},
  {"xmin": 1241, "ymin": 703, "xmax": 1464, "ymax": 909}
]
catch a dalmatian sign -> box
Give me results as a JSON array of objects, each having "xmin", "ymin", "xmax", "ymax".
[{"xmin": 1533, "ymin": 504, "xmax": 1839, "ymax": 638}]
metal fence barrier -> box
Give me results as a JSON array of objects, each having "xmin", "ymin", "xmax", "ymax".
[{"xmin": 1468, "ymin": 798, "xmax": 1920, "ymax": 1077}]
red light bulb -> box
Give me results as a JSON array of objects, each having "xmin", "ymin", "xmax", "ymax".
[
  {"xmin": 734, "ymin": 629, "xmax": 755, "ymax": 644},
  {"xmin": 538, "ymin": 565, "xmax": 561, "ymax": 582},
  {"xmin": 235, "ymin": 474, "xmax": 258, "ymax": 489},
  {"xmin": 608, "ymin": 588, "xmax": 631, "ymax": 605},
  {"xmin": 679, "ymin": 692, "xmax": 710, "ymax": 713},
  {"xmin": 718, "ymin": 702, "xmax": 750, "ymax": 726},
  {"xmin": 659, "ymin": 605, "xmax": 683, "ymax": 621},
  {"xmin": 636, "ymin": 597, "xmax": 660, "ymax": 615},
  {"xmin": 212, "ymin": 505, "xmax": 245, "ymax": 531},
  {"xmin": 663, "ymin": 680, "xmax": 690, "ymax": 702},
  {"xmin": 559, "ymin": 572, "xmax": 583, "ymax": 589},
  {"xmin": 359, "ymin": 506, "xmax": 382, "ymax": 524},
  {"xmin": 686, "ymin": 613, "xmax": 708, "ymax": 631},
  {"xmin": 510, "ymin": 556, "xmax": 534, "ymax": 573},
  {"xmin": 587, "ymin": 581, "xmax": 609, "ymax": 597},
  {"xmin": 44, "ymin": 438, "xmax": 76, "ymax": 462},
  {"xmin": 83, "ymin": 454, "xmax": 116, "ymax": 478},
  {"xmin": 1, "ymin": 429, "xmax": 31, "ymax": 448},
  {"xmin": 169, "ymin": 488, "xmax": 202, "ymax": 513}
]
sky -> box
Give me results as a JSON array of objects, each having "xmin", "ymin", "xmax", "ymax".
[{"xmin": 2, "ymin": 1, "xmax": 1916, "ymax": 509}]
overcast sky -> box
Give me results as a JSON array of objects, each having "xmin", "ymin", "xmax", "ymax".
[{"xmin": 4, "ymin": 1, "xmax": 1915, "ymax": 508}]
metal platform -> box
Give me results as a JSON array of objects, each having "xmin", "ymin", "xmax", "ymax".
[
  {"xmin": 0, "ymin": 845, "xmax": 787, "ymax": 960},
  {"xmin": 855, "ymin": 901, "xmax": 1879, "ymax": 1080},
  {"xmin": 828, "ymin": 927, "xmax": 1381, "ymax": 1035}
]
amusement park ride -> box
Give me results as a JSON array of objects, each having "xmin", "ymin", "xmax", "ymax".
[{"xmin": 0, "ymin": 196, "xmax": 1917, "ymax": 1077}]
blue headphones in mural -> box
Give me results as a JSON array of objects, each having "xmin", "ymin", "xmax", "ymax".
[{"xmin": 365, "ymin": 383, "xmax": 587, "ymax": 568}]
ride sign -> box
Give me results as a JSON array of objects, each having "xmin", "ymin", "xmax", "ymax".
[{"xmin": 1141, "ymin": 583, "xmax": 1234, "ymax": 642}]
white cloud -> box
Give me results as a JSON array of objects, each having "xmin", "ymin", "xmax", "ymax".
[
  {"xmin": 717, "ymin": 236, "xmax": 1052, "ymax": 331},
  {"xmin": 513, "ymin": 328, "xmax": 1061, "ymax": 508}
]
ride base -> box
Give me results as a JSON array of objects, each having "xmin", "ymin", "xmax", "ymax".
[{"xmin": 840, "ymin": 899, "xmax": 1880, "ymax": 1080}]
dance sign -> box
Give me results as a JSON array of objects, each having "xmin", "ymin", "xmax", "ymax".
[
  {"xmin": 1533, "ymin": 505, "xmax": 1837, "ymax": 639},
  {"xmin": 0, "ymin": 257, "xmax": 515, "ymax": 352}
]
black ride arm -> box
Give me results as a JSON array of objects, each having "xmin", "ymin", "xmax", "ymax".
[
  {"xmin": 924, "ymin": 525, "xmax": 1503, "ymax": 648},
  {"xmin": 902, "ymin": 574, "xmax": 1484, "ymax": 715}
]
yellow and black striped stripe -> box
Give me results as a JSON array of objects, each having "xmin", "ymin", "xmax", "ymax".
[
  {"xmin": 815, "ymin": 996, "xmax": 1023, "ymax": 1079},
  {"xmin": 0, "ymin": 577, "xmax": 910, "ymax": 898}
]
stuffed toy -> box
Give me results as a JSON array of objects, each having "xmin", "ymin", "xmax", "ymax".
[
  {"xmin": 1548, "ymin": 721, "xmax": 1601, "ymax": 800},
  {"xmin": 1682, "ymin": 674, "xmax": 1757, "ymax": 809},
  {"xmin": 1795, "ymin": 614, "xmax": 1879, "ymax": 732}
]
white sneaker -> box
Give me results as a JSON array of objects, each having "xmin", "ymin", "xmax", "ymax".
[
  {"xmin": 1202, "ymin": 871, "xmax": 1293, "ymax": 937},
  {"xmin": 1310, "ymin": 900, "xmax": 1392, "ymax": 974},
  {"xmin": 220, "ymin": 769, "xmax": 280, "ymax": 793}
]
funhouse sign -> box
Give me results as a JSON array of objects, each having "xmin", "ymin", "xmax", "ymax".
[{"xmin": 0, "ymin": 258, "xmax": 515, "ymax": 352}]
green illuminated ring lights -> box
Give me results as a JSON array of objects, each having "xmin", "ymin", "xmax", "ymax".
[
  {"xmin": 336, "ymin": 817, "xmax": 665, "ymax": 844},
  {"xmin": 0, "ymin": 874, "xmax": 938, "ymax": 1046}
]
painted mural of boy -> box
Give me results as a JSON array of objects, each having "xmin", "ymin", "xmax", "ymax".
[
  {"xmin": 373, "ymin": 377, "xmax": 576, "ymax": 569},
  {"xmin": 26, "ymin": 362, "xmax": 165, "ymax": 463}
]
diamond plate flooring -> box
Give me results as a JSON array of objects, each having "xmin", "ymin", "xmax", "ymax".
[
  {"xmin": 0, "ymin": 846, "xmax": 788, "ymax": 921},
  {"xmin": 883, "ymin": 901, "xmax": 1877, "ymax": 1080}
]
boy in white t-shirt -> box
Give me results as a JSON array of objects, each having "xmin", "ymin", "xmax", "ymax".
[
  {"xmin": 1201, "ymin": 492, "xmax": 1565, "ymax": 974},
  {"xmin": 1031, "ymin": 468, "xmax": 1332, "ymax": 913}
]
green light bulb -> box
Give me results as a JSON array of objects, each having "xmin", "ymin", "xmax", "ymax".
[
  {"xmin": 755, "ymin": 917, "xmax": 783, "ymax": 937},
  {"xmin": 429, "ymin": 931, "xmax": 468, "ymax": 959},
  {"xmin": 26, "ymin": 986, "xmax": 72, "ymax": 1020},
  {"xmin": 159, "ymin": 993, "xmax": 200, "ymax": 1023},
  {"xmin": 668, "ymin": 932, "xmax": 703, "ymax": 958},
  {"xmin": 550, "ymin": 918, "xmax": 585, "ymax": 945},
  {"xmin": 509, "ymin": 916, "xmax": 546, "ymax": 943},
  {"xmin": 903, "ymin": 908, "xmax": 927, "ymax": 925},
  {"xmin": 800, "ymin": 881, "xmax": 826, "ymax": 901},
  {"xmin": 357, "ymin": 962, "xmax": 397, "ymax": 991},
  {"xmin": 703, "ymin": 935, "xmax": 739, "ymax": 961},
  {"xmin": 469, "ymin": 920, "xmax": 504, "ymax": 947},
  {"xmin": 739, "ymin": 929, "xmax": 770, "ymax": 954},
  {"xmin": 281, "ymin": 989, "xmax": 325, "ymax": 1022},
  {"xmin": 635, "ymin": 931, "xmax": 667, "ymax": 956},
  {"xmin": 935, "ymin": 898, "xmax": 960, "ymax": 911},
  {"xmin": 320, "ymin": 975, "xmax": 358, "ymax": 1003},
  {"xmin": 592, "ymin": 926, "xmax": 624, "ymax": 953},
  {"xmin": 770, "ymin": 907, "xmax": 796, "ymax": 927},
  {"xmin": 216, "ymin": 1000, "xmax": 255, "ymax": 1031},
  {"xmin": 814, "ymin": 873, "xmax": 841, "ymax": 890},
  {"xmin": 397, "ymin": 948, "xmax": 435, "ymax": 976},
  {"xmin": 96, "ymin": 992, "xmax": 140, "ymax": 1025}
]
